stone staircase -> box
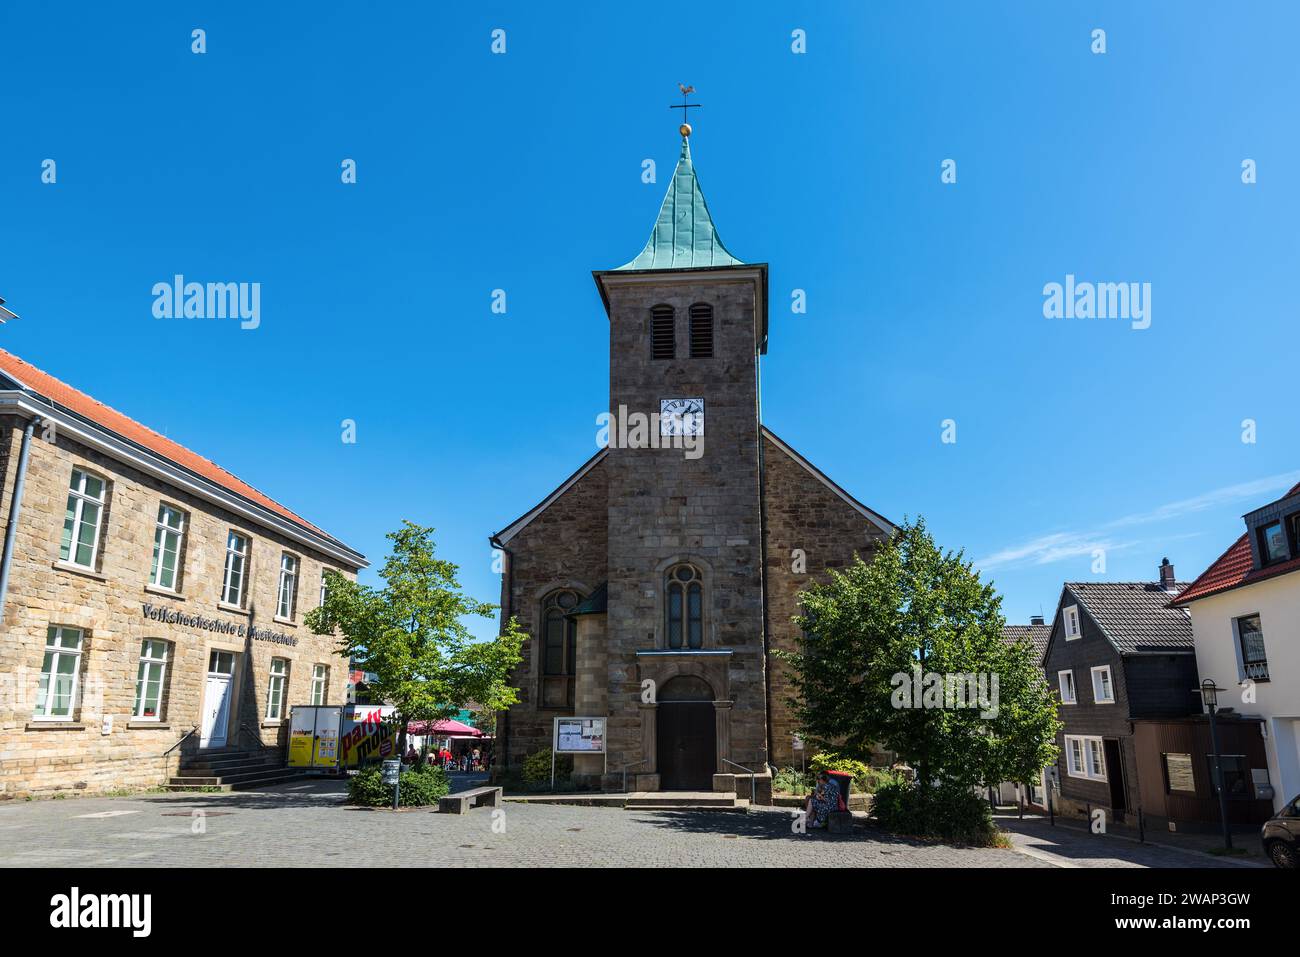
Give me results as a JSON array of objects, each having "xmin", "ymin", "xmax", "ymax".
[{"xmin": 167, "ymin": 747, "xmax": 306, "ymax": 792}]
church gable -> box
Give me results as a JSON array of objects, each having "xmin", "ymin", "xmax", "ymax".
[
  {"xmin": 492, "ymin": 452, "xmax": 608, "ymax": 760},
  {"xmin": 762, "ymin": 428, "xmax": 894, "ymax": 536}
]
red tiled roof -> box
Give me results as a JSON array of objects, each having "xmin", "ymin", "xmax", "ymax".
[
  {"xmin": 0, "ymin": 348, "xmax": 340, "ymax": 546},
  {"xmin": 1172, "ymin": 480, "xmax": 1300, "ymax": 605}
]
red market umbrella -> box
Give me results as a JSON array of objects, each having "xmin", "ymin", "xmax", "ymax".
[{"xmin": 406, "ymin": 718, "xmax": 483, "ymax": 737}]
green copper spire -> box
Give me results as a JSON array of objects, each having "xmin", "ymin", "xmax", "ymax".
[{"xmin": 616, "ymin": 137, "xmax": 745, "ymax": 271}]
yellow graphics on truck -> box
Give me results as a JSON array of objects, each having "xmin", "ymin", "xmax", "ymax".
[
  {"xmin": 287, "ymin": 705, "xmax": 342, "ymax": 769},
  {"xmin": 288, "ymin": 718, "xmax": 315, "ymax": 768}
]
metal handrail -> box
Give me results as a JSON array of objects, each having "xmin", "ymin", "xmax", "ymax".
[
  {"xmin": 163, "ymin": 726, "xmax": 199, "ymax": 757},
  {"xmin": 722, "ymin": 757, "xmax": 757, "ymax": 804},
  {"xmin": 237, "ymin": 722, "xmax": 265, "ymax": 749},
  {"xmin": 614, "ymin": 760, "xmax": 647, "ymax": 794}
]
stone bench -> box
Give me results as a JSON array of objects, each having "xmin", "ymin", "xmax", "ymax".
[{"xmin": 438, "ymin": 786, "xmax": 502, "ymax": 814}]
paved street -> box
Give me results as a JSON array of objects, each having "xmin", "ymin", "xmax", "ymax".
[
  {"xmin": 998, "ymin": 814, "xmax": 1266, "ymax": 869},
  {"xmin": 0, "ymin": 781, "xmax": 1260, "ymax": 868}
]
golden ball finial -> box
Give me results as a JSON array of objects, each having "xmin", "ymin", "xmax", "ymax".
[{"xmin": 679, "ymin": 122, "xmax": 692, "ymax": 138}]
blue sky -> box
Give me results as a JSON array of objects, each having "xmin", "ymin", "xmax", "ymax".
[{"xmin": 2, "ymin": 2, "xmax": 1297, "ymax": 636}]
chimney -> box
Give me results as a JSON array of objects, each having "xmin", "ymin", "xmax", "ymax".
[
  {"xmin": 1159, "ymin": 557, "xmax": 1176, "ymax": 591},
  {"xmin": 1030, "ymin": 614, "xmax": 1045, "ymax": 626}
]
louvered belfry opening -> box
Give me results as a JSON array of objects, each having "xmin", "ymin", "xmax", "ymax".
[
  {"xmin": 651, "ymin": 305, "xmax": 675, "ymax": 360},
  {"xmin": 689, "ymin": 303, "xmax": 713, "ymax": 358}
]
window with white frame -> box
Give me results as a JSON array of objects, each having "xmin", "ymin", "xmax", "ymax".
[
  {"xmin": 221, "ymin": 531, "xmax": 249, "ymax": 607},
  {"xmin": 1063, "ymin": 604, "xmax": 1082, "ymax": 640},
  {"xmin": 1066, "ymin": 736, "xmax": 1086, "ymax": 776},
  {"xmin": 1064, "ymin": 734, "xmax": 1107, "ymax": 780},
  {"xmin": 266, "ymin": 658, "xmax": 288, "ymax": 720},
  {"xmin": 319, "ymin": 569, "xmax": 331, "ymax": 608},
  {"xmin": 1091, "ymin": 665, "xmax": 1115, "ymax": 703},
  {"xmin": 277, "ymin": 553, "xmax": 299, "ymax": 620},
  {"xmin": 34, "ymin": 626, "xmax": 84, "ymax": 720},
  {"xmin": 133, "ymin": 639, "xmax": 170, "ymax": 719},
  {"xmin": 149, "ymin": 504, "xmax": 185, "ymax": 591},
  {"xmin": 59, "ymin": 468, "xmax": 105, "ymax": 569},
  {"xmin": 311, "ymin": 664, "xmax": 329, "ymax": 705},
  {"xmin": 1058, "ymin": 669, "xmax": 1077, "ymax": 704}
]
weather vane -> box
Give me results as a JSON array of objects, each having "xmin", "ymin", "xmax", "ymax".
[{"xmin": 670, "ymin": 83, "xmax": 701, "ymax": 137}]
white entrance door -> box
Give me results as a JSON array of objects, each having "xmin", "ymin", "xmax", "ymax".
[{"xmin": 200, "ymin": 650, "xmax": 236, "ymax": 748}]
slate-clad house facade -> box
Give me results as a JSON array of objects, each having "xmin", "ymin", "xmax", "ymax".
[
  {"xmin": 490, "ymin": 133, "xmax": 894, "ymax": 797},
  {"xmin": 1042, "ymin": 564, "xmax": 1200, "ymax": 822}
]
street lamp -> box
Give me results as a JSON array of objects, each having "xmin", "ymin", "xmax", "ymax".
[{"xmin": 1199, "ymin": 679, "xmax": 1233, "ymax": 852}]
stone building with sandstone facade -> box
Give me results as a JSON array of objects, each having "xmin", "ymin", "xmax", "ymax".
[
  {"xmin": 490, "ymin": 134, "xmax": 894, "ymax": 800},
  {"xmin": 0, "ymin": 349, "xmax": 365, "ymax": 798}
]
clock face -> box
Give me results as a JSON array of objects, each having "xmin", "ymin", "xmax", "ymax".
[{"xmin": 660, "ymin": 397, "xmax": 704, "ymax": 436}]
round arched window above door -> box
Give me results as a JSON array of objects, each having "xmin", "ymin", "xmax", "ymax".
[{"xmin": 664, "ymin": 564, "xmax": 704, "ymax": 650}]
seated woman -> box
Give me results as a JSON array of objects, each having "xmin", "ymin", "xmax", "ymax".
[{"xmin": 805, "ymin": 771, "xmax": 842, "ymax": 830}]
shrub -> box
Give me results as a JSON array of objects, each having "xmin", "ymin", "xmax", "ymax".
[
  {"xmin": 521, "ymin": 747, "xmax": 571, "ymax": 787},
  {"xmin": 872, "ymin": 780, "xmax": 999, "ymax": 846},
  {"xmin": 773, "ymin": 766, "xmax": 813, "ymax": 796},
  {"xmin": 348, "ymin": 761, "xmax": 451, "ymax": 808},
  {"xmin": 808, "ymin": 752, "xmax": 901, "ymax": 794}
]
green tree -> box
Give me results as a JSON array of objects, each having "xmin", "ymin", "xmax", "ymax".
[
  {"xmin": 783, "ymin": 517, "xmax": 1059, "ymax": 792},
  {"xmin": 305, "ymin": 521, "xmax": 527, "ymax": 752}
]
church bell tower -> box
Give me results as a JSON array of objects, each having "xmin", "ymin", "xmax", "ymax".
[{"xmin": 591, "ymin": 110, "xmax": 772, "ymax": 790}]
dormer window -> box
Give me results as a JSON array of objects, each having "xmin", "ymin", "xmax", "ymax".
[{"xmin": 1259, "ymin": 520, "xmax": 1287, "ymax": 565}]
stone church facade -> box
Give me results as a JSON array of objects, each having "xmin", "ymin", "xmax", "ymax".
[{"xmin": 491, "ymin": 135, "xmax": 893, "ymax": 799}]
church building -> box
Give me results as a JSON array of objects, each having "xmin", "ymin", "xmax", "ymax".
[{"xmin": 490, "ymin": 124, "xmax": 894, "ymax": 799}]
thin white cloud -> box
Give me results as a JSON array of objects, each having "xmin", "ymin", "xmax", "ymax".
[
  {"xmin": 1106, "ymin": 471, "xmax": 1300, "ymax": 530},
  {"xmin": 973, "ymin": 471, "xmax": 1300, "ymax": 573},
  {"xmin": 975, "ymin": 534, "xmax": 1135, "ymax": 572}
]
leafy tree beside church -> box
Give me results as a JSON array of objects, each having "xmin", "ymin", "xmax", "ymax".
[
  {"xmin": 784, "ymin": 518, "xmax": 1060, "ymax": 795},
  {"xmin": 306, "ymin": 521, "xmax": 527, "ymax": 751}
]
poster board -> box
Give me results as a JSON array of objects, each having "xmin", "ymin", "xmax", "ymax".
[{"xmin": 554, "ymin": 717, "xmax": 606, "ymax": 753}]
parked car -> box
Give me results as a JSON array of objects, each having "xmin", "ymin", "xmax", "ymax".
[{"xmin": 1261, "ymin": 794, "xmax": 1300, "ymax": 868}]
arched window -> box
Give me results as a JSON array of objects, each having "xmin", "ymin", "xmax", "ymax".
[
  {"xmin": 540, "ymin": 589, "xmax": 580, "ymax": 709},
  {"xmin": 665, "ymin": 564, "xmax": 704, "ymax": 649},
  {"xmin": 651, "ymin": 305, "xmax": 675, "ymax": 360},
  {"xmin": 688, "ymin": 303, "xmax": 713, "ymax": 358}
]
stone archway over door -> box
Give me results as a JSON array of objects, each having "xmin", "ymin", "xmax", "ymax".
[{"xmin": 656, "ymin": 676, "xmax": 716, "ymax": 790}]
